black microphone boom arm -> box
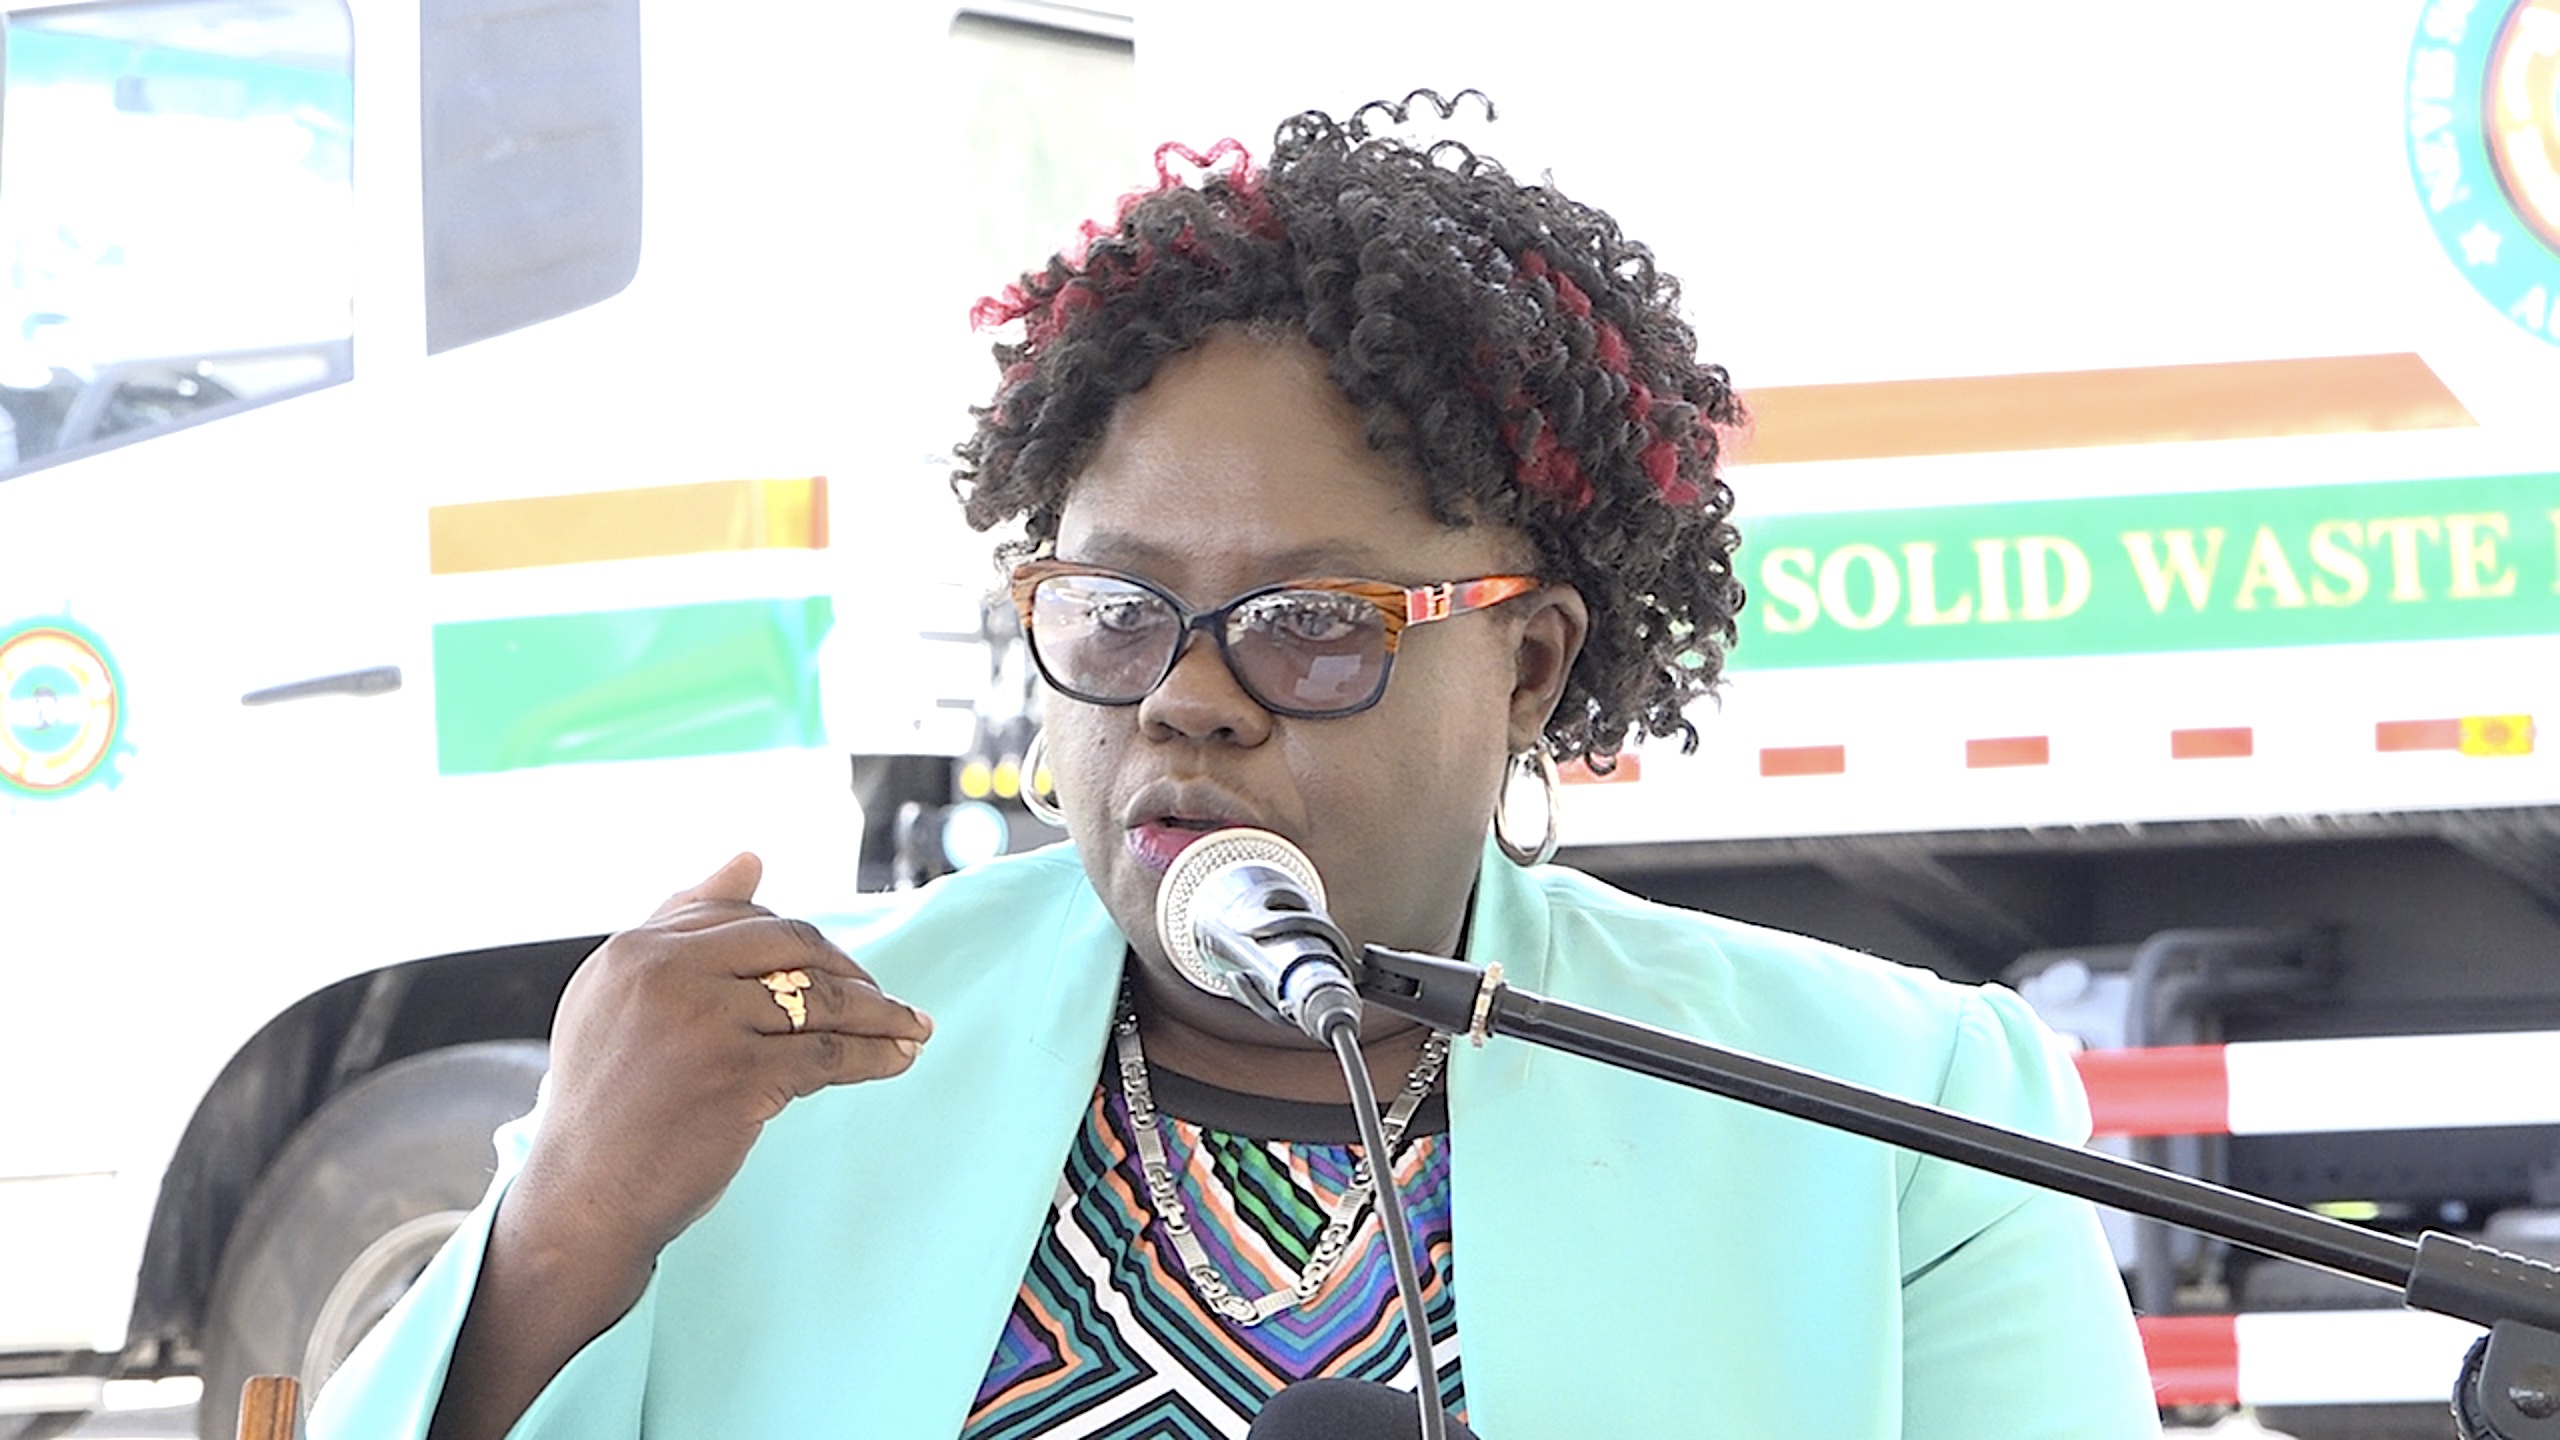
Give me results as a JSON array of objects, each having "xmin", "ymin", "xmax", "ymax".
[{"xmin": 1358, "ymin": 944, "xmax": 2560, "ymax": 1437}]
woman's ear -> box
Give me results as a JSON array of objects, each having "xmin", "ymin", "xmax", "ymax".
[{"xmin": 1507, "ymin": 583, "xmax": 1589, "ymax": 753}]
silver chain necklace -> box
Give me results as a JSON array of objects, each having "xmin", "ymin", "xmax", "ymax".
[{"xmin": 1113, "ymin": 995, "xmax": 1451, "ymax": 1327}]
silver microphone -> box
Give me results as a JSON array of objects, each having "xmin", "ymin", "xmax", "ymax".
[{"xmin": 1153, "ymin": 827, "xmax": 1363, "ymax": 1042}]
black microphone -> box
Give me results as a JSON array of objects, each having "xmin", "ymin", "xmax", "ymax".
[
  {"xmin": 1248, "ymin": 1379, "xmax": 1483, "ymax": 1440},
  {"xmin": 1154, "ymin": 827, "xmax": 1362, "ymax": 1042}
]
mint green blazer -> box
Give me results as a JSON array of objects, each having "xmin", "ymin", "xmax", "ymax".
[{"xmin": 313, "ymin": 843, "xmax": 2158, "ymax": 1438}]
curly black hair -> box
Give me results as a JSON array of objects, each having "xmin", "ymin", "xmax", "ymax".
[{"xmin": 953, "ymin": 91, "xmax": 1745, "ymax": 764}]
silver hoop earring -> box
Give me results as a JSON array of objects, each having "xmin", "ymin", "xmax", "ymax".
[
  {"xmin": 1493, "ymin": 746, "xmax": 1561, "ymax": 867},
  {"xmin": 1018, "ymin": 728, "xmax": 1066, "ymax": 828}
]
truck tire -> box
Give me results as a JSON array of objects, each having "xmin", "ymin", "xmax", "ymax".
[{"xmin": 196, "ymin": 1040, "xmax": 548, "ymax": 1440}]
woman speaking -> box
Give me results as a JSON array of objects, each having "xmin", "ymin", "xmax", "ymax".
[{"xmin": 314, "ymin": 93, "xmax": 2157, "ymax": 1439}]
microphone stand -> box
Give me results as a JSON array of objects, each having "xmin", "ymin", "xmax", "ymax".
[{"xmin": 1359, "ymin": 945, "xmax": 2560, "ymax": 1439}]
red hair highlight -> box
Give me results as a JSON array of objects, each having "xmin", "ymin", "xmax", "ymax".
[
  {"xmin": 1594, "ymin": 321, "xmax": 1630, "ymax": 372},
  {"xmin": 971, "ymin": 283, "xmax": 1035, "ymax": 332},
  {"xmin": 1502, "ymin": 418, "xmax": 1594, "ymax": 511},
  {"xmin": 1548, "ymin": 270, "xmax": 1591, "ymax": 319},
  {"xmin": 971, "ymin": 137, "xmax": 1270, "ymax": 338},
  {"xmin": 1643, "ymin": 441, "xmax": 1697, "ymax": 506},
  {"xmin": 1154, "ymin": 137, "xmax": 1252, "ymax": 189}
]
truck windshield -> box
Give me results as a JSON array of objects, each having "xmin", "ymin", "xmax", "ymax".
[{"xmin": 0, "ymin": 0, "xmax": 352, "ymax": 476}]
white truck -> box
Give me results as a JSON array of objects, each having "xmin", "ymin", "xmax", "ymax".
[
  {"xmin": 6, "ymin": 0, "xmax": 2554, "ymax": 1437},
  {"xmin": 0, "ymin": 2, "xmax": 1133, "ymax": 1436}
]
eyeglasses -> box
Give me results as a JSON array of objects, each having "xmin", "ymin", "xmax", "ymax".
[{"xmin": 1009, "ymin": 559, "xmax": 1542, "ymax": 719}]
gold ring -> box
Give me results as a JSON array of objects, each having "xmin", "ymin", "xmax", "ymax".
[{"xmin": 759, "ymin": 968, "xmax": 812, "ymax": 1032}]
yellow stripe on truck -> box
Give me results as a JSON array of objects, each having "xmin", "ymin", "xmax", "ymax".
[
  {"xmin": 1739, "ymin": 354, "xmax": 2474, "ymax": 465},
  {"xmin": 428, "ymin": 477, "xmax": 829, "ymax": 575}
]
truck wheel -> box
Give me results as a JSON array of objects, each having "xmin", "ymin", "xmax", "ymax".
[{"xmin": 196, "ymin": 1040, "xmax": 548, "ymax": 1440}]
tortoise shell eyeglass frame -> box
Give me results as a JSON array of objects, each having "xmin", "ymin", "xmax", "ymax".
[{"xmin": 1007, "ymin": 558, "xmax": 1544, "ymax": 720}]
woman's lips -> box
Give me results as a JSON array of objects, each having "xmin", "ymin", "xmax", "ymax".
[
  {"xmin": 1120, "ymin": 781, "xmax": 1264, "ymax": 872},
  {"xmin": 1127, "ymin": 821, "xmax": 1219, "ymax": 873}
]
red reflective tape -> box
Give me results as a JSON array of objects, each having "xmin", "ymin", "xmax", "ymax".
[
  {"xmin": 1965, "ymin": 735, "xmax": 2050, "ymax": 768},
  {"xmin": 2377, "ymin": 718, "xmax": 2463, "ymax": 752},
  {"xmin": 2139, "ymin": 1314, "xmax": 2240, "ymax": 1407},
  {"xmin": 2075, "ymin": 1044, "xmax": 2231, "ymax": 1137},
  {"xmin": 2170, "ymin": 726, "xmax": 2254, "ymax": 760},
  {"xmin": 1760, "ymin": 744, "xmax": 1846, "ymax": 777}
]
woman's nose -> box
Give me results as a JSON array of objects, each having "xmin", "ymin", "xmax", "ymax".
[{"xmin": 1137, "ymin": 628, "xmax": 1273, "ymax": 744}]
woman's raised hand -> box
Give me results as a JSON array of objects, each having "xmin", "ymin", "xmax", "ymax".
[
  {"xmin": 425, "ymin": 854, "xmax": 932, "ymax": 1440},
  {"xmin": 523, "ymin": 852, "xmax": 935, "ymax": 1260}
]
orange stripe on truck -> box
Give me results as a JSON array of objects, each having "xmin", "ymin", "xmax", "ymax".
[
  {"xmin": 2170, "ymin": 727, "xmax": 2255, "ymax": 760},
  {"xmin": 1759, "ymin": 744, "xmax": 1846, "ymax": 777},
  {"xmin": 2376, "ymin": 717, "xmax": 2466, "ymax": 752},
  {"xmin": 1964, "ymin": 735, "xmax": 2049, "ymax": 769},
  {"xmin": 428, "ymin": 477, "xmax": 829, "ymax": 575},
  {"xmin": 1738, "ymin": 354, "xmax": 2474, "ymax": 465}
]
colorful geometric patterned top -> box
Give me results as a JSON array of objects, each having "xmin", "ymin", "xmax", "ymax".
[{"xmin": 962, "ymin": 1060, "xmax": 1463, "ymax": 1439}]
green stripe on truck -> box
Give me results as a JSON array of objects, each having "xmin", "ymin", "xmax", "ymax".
[
  {"xmin": 433, "ymin": 598, "xmax": 833, "ymax": 774},
  {"xmin": 1739, "ymin": 470, "xmax": 2560, "ymax": 668}
]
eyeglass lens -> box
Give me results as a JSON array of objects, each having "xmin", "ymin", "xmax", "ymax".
[{"xmin": 1027, "ymin": 572, "xmax": 1390, "ymax": 715}]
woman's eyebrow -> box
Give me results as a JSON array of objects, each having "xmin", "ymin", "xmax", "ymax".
[{"xmin": 1063, "ymin": 533, "xmax": 1403, "ymax": 581}]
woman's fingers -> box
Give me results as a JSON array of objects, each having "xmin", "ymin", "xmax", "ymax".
[
  {"xmin": 718, "ymin": 927, "xmax": 937, "ymax": 1092},
  {"xmin": 520, "ymin": 868, "xmax": 942, "ymax": 1263},
  {"xmin": 737, "ymin": 958, "xmax": 934, "ymax": 1045},
  {"xmin": 648, "ymin": 852, "xmax": 765, "ymax": 923},
  {"xmin": 720, "ymin": 915, "xmax": 859, "ymax": 981},
  {"xmin": 685, "ymin": 913, "xmax": 934, "ymax": 1043},
  {"xmin": 771, "ymin": 1028, "xmax": 932, "ymax": 1097}
]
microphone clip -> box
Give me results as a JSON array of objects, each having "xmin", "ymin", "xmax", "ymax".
[
  {"xmin": 1196, "ymin": 909, "xmax": 1359, "ymax": 1036},
  {"xmin": 1359, "ymin": 944, "xmax": 1494, "ymax": 1036}
]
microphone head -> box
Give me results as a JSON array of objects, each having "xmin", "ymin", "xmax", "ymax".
[{"xmin": 1154, "ymin": 827, "xmax": 1326, "ymax": 996}]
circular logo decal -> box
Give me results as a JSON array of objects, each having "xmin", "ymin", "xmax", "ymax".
[
  {"xmin": 2408, "ymin": 0, "xmax": 2560, "ymax": 346},
  {"xmin": 0, "ymin": 620, "xmax": 125, "ymax": 796}
]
